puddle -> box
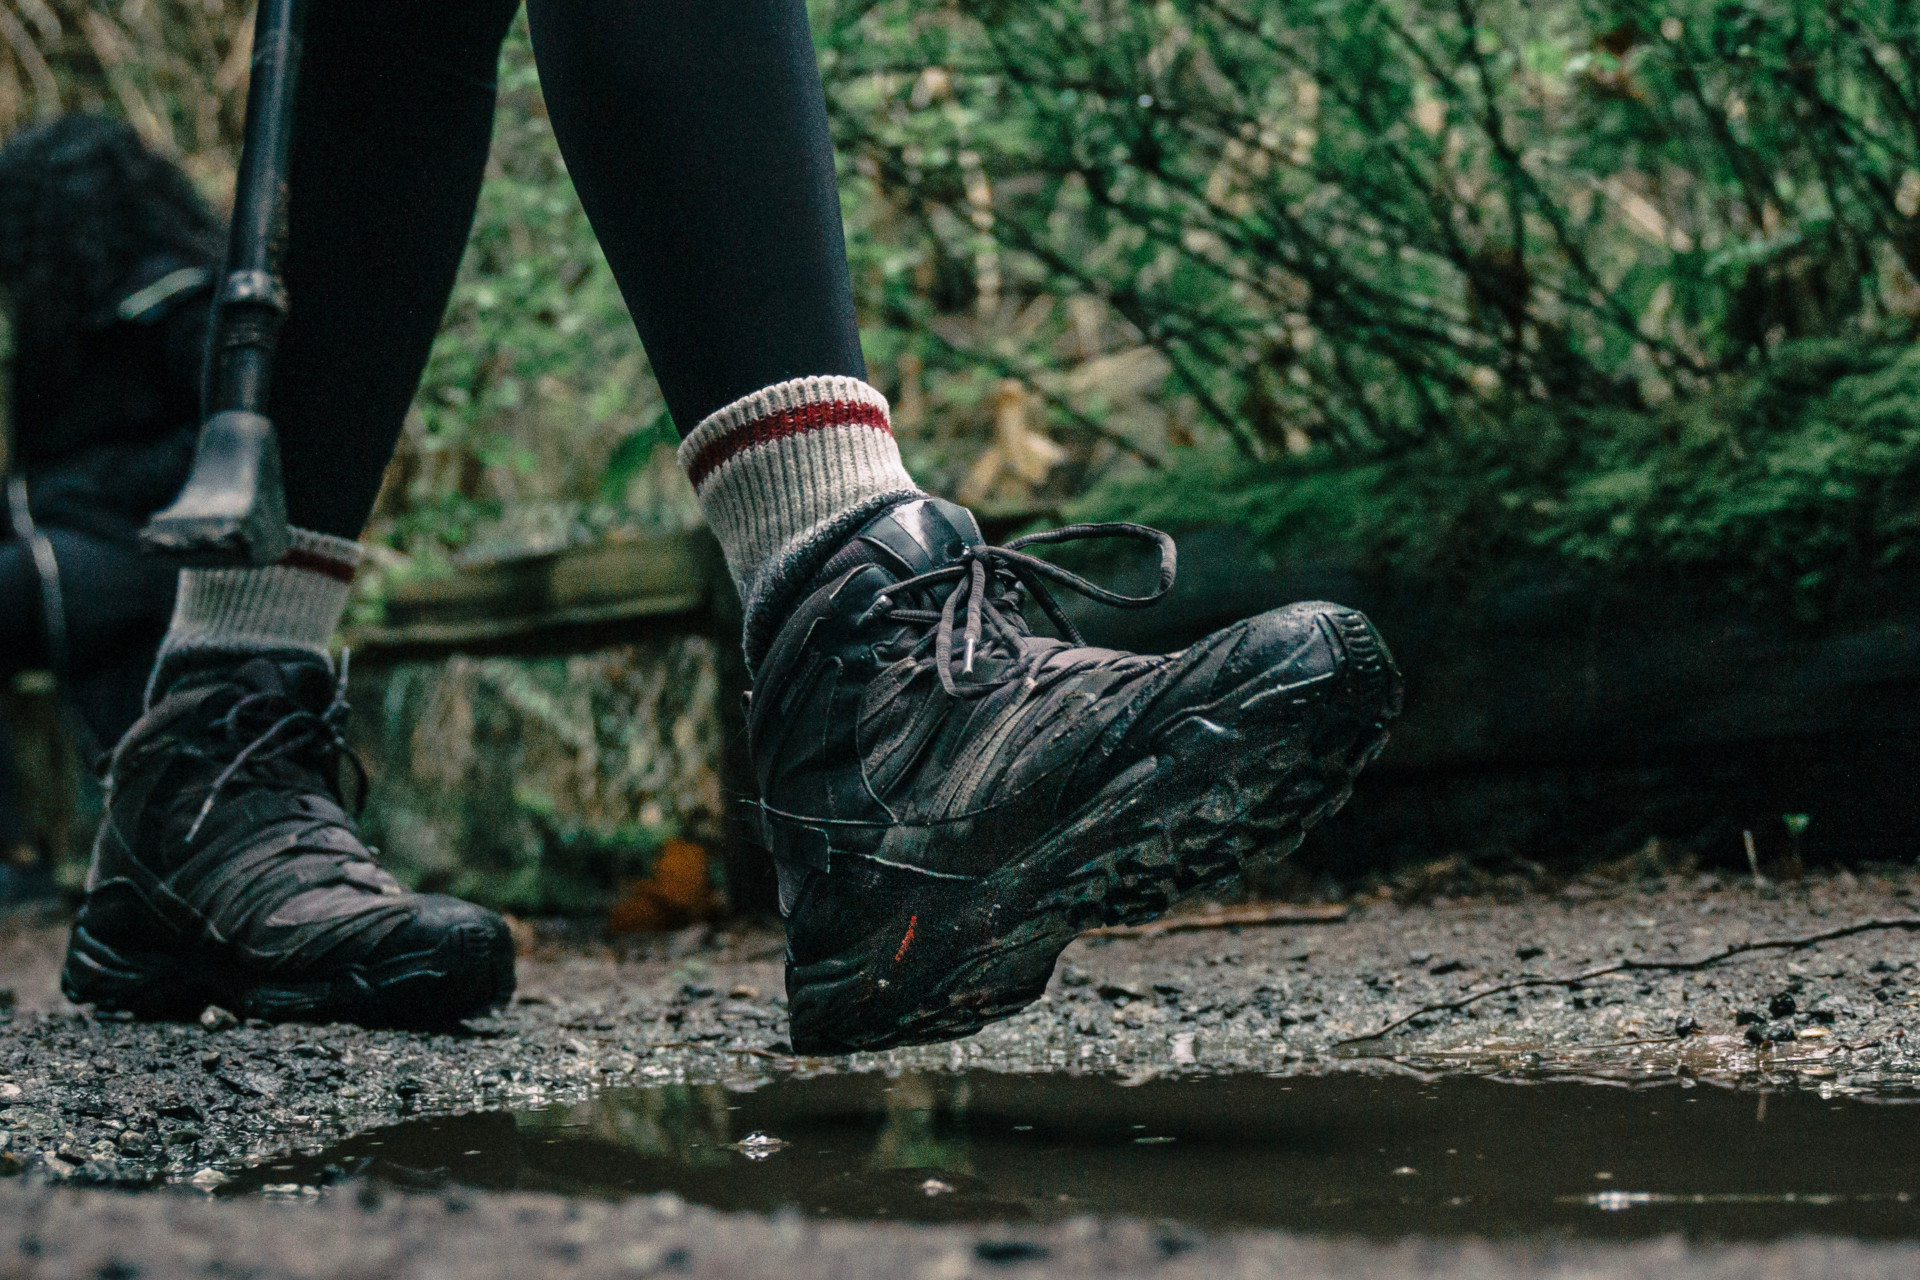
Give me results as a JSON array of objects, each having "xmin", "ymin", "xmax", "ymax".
[{"xmin": 229, "ymin": 1072, "xmax": 1920, "ymax": 1239}]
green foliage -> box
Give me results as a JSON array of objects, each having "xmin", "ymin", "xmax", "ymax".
[
  {"xmin": 10, "ymin": 0, "xmax": 1920, "ymax": 613},
  {"xmin": 354, "ymin": 641, "xmax": 723, "ymax": 916},
  {"xmin": 823, "ymin": 0, "xmax": 1920, "ymax": 460},
  {"xmin": 1083, "ymin": 327, "xmax": 1920, "ymax": 616}
]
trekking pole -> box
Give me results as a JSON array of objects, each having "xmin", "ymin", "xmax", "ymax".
[{"xmin": 140, "ymin": 0, "xmax": 306, "ymax": 566}]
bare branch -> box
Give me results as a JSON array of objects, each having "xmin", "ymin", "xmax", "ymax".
[{"xmin": 1338, "ymin": 914, "xmax": 1920, "ymax": 1047}]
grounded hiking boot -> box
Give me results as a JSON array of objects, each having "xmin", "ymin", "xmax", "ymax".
[
  {"xmin": 62, "ymin": 655, "xmax": 514, "ymax": 1027},
  {"xmin": 753, "ymin": 498, "xmax": 1402, "ymax": 1053}
]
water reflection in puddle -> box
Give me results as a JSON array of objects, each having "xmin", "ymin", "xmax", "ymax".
[{"xmin": 231, "ymin": 1072, "xmax": 1920, "ymax": 1238}]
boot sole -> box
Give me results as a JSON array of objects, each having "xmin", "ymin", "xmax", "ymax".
[
  {"xmin": 61, "ymin": 914, "xmax": 516, "ymax": 1031},
  {"xmin": 787, "ymin": 605, "xmax": 1401, "ymax": 1053}
]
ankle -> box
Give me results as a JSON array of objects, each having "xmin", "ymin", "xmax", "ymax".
[
  {"xmin": 149, "ymin": 528, "xmax": 360, "ymax": 701},
  {"xmin": 678, "ymin": 376, "xmax": 923, "ymax": 666}
]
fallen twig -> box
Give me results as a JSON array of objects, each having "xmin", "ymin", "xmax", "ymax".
[
  {"xmin": 1338, "ymin": 915, "xmax": 1920, "ymax": 1046},
  {"xmin": 1395, "ymin": 1034, "xmax": 1685, "ymax": 1059},
  {"xmin": 1084, "ymin": 902, "xmax": 1348, "ymax": 938},
  {"xmin": 652, "ymin": 1042, "xmax": 794, "ymax": 1062}
]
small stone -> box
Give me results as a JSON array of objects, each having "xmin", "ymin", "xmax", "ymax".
[
  {"xmin": 1059, "ymin": 965, "xmax": 1091, "ymax": 988},
  {"xmin": 1734, "ymin": 1010, "xmax": 1763, "ymax": 1026},
  {"xmin": 200, "ymin": 1053, "xmax": 222, "ymax": 1072},
  {"xmin": 727, "ymin": 985, "xmax": 760, "ymax": 1000},
  {"xmin": 199, "ymin": 1006, "xmax": 238, "ymax": 1032},
  {"xmin": 1768, "ymin": 1023, "xmax": 1796, "ymax": 1043},
  {"xmin": 1744, "ymin": 1023, "xmax": 1768, "ymax": 1046},
  {"xmin": 975, "ymin": 1242, "xmax": 1050, "ymax": 1264},
  {"xmin": 1515, "ymin": 945, "xmax": 1545, "ymax": 961},
  {"xmin": 921, "ymin": 1178, "xmax": 955, "ymax": 1196},
  {"xmin": 1674, "ymin": 1015, "xmax": 1700, "ymax": 1037},
  {"xmin": 1407, "ymin": 950, "xmax": 1433, "ymax": 965},
  {"xmin": 1097, "ymin": 981, "xmax": 1146, "ymax": 1002},
  {"xmin": 1429, "ymin": 959, "xmax": 1467, "ymax": 976},
  {"xmin": 729, "ymin": 1131, "xmax": 786, "ymax": 1160},
  {"xmin": 189, "ymin": 1167, "xmax": 229, "ymax": 1190},
  {"xmin": 1768, "ymin": 993, "xmax": 1798, "ymax": 1019}
]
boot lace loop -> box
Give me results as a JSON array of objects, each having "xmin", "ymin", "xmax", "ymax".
[
  {"xmin": 860, "ymin": 522, "xmax": 1176, "ymax": 698},
  {"xmin": 183, "ymin": 654, "xmax": 368, "ymax": 843}
]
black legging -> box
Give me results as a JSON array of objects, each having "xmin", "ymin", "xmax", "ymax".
[
  {"xmin": 0, "ymin": 528, "xmax": 177, "ymax": 845},
  {"xmin": 275, "ymin": 0, "xmax": 867, "ymax": 539}
]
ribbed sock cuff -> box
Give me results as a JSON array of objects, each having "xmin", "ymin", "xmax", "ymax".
[
  {"xmin": 151, "ymin": 527, "xmax": 362, "ymax": 693},
  {"xmin": 679, "ymin": 376, "xmax": 923, "ymax": 664}
]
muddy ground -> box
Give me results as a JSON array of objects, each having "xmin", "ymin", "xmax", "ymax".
[{"xmin": 0, "ymin": 867, "xmax": 1916, "ymax": 1277}]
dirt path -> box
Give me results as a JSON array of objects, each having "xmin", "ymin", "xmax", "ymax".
[{"xmin": 0, "ymin": 868, "xmax": 1914, "ymax": 1276}]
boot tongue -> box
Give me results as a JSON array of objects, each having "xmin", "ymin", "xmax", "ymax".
[
  {"xmin": 164, "ymin": 652, "xmax": 334, "ymax": 708},
  {"xmin": 801, "ymin": 497, "xmax": 986, "ymax": 600},
  {"xmin": 855, "ymin": 497, "xmax": 985, "ymax": 581}
]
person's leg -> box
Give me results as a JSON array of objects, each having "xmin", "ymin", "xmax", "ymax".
[
  {"xmin": 66, "ymin": 0, "xmax": 523, "ymax": 1029},
  {"xmin": 524, "ymin": 0, "xmax": 1400, "ymax": 1055},
  {"xmin": 0, "ymin": 542, "xmax": 42, "ymax": 869},
  {"xmin": 527, "ymin": 0, "xmax": 921, "ymax": 660},
  {"xmin": 526, "ymin": 0, "xmax": 865, "ymax": 425},
  {"xmin": 0, "ymin": 530, "xmax": 174, "ymax": 895},
  {"xmin": 276, "ymin": 0, "xmax": 525, "ymax": 540},
  {"xmin": 153, "ymin": 0, "xmax": 522, "ymax": 687},
  {"xmin": 0, "ymin": 529, "xmax": 176, "ymax": 682}
]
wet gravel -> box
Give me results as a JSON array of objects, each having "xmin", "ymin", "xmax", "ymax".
[
  {"xmin": 0, "ymin": 869, "xmax": 1914, "ymax": 1277},
  {"xmin": 0, "ymin": 868, "xmax": 1912, "ymax": 1190}
]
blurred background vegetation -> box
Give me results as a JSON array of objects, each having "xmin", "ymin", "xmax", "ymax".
[
  {"xmin": 11, "ymin": 0, "xmax": 1920, "ymax": 607},
  {"xmin": 8, "ymin": 0, "xmax": 1920, "ymax": 908}
]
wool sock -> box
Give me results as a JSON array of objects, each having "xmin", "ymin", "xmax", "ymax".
[
  {"xmin": 149, "ymin": 527, "xmax": 363, "ymax": 697},
  {"xmin": 679, "ymin": 375, "xmax": 923, "ymax": 665}
]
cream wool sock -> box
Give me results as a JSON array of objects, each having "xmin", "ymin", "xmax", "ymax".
[
  {"xmin": 678, "ymin": 375, "xmax": 923, "ymax": 662},
  {"xmin": 152, "ymin": 527, "xmax": 363, "ymax": 690}
]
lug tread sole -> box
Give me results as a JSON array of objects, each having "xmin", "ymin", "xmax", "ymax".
[{"xmin": 60, "ymin": 917, "xmax": 515, "ymax": 1030}]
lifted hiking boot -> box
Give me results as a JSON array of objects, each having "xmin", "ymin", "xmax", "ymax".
[
  {"xmin": 62, "ymin": 655, "xmax": 514, "ymax": 1028},
  {"xmin": 753, "ymin": 498, "xmax": 1402, "ymax": 1054}
]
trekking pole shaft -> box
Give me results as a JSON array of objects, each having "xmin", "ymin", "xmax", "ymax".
[
  {"xmin": 208, "ymin": 0, "xmax": 306, "ymax": 415},
  {"xmin": 138, "ymin": 0, "xmax": 304, "ymax": 565}
]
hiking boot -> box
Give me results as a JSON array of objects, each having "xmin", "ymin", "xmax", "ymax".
[
  {"xmin": 62, "ymin": 654, "xmax": 514, "ymax": 1027},
  {"xmin": 752, "ymin": 497, "xmax": 1401, "ymax": 1053}
]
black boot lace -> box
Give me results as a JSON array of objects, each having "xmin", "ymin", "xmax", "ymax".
[
  {"xmin": 858, "ymin": 522, "xmax": 1178, "ymax": 698},
  {"xmin": 182, "ymin": 655, "xmax": 368, "ymax": 842}
]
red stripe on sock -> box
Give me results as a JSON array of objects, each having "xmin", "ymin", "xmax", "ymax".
[
  {"xmin": 280, "ymin": 547, "xmax": 359, "ymax": 584},
  {"xmin": 686, "ymin": 399, "xmax": 891, "ymax": 490}
]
